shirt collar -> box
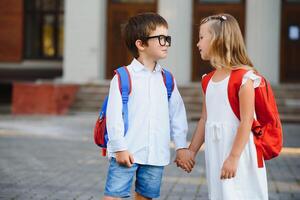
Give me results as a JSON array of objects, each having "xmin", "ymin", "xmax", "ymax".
[{"xmin": 130, "ymin": 58, "xmax": 162, "ymax": 73}]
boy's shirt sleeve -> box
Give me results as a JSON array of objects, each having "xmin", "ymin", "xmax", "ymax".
[
  {"xmin": 106, "ymin": 75, "xmax": 127, "ymax": 152},
  {"xmin": 169, "ymin": 79, "xmax": 188, "ymax": 150}
]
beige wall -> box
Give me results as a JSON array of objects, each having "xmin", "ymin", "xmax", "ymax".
[
  {"xmin": 63, "ymin": 0, "xmax": 106, "ymax": 83},
  {"xmin": 63, "ymin": 0, "xmax": 282, "ymax": 84},
  {"xmin": 246, "ymin": 0, "xmax": 281, "ymax": 84},
  {"xmin": 158, "ymin": 0, "xmax": 193, "ymax": 85}
]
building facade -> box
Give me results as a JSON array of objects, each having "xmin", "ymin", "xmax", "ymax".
[{"xmin": 0, "ymin": 0, "xmax": 299, "ymax": 95}]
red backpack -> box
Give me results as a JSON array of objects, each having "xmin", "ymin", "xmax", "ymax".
[{"xmin": 202, "ymin": 69, "xmax": 283, "ymax": 168}]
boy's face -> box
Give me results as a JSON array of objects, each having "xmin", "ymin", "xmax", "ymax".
[
  {"xmin": 142, "ymin": 25, "xmax": 170, "ymax": 61},
  {"xmin": 197, "ymin": 22, "xmax": 212, "ymax": 61}
]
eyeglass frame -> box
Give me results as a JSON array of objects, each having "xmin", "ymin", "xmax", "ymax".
[{"xmin": 143, "ymin": 35, "xmax": 172, "ymax": 47}]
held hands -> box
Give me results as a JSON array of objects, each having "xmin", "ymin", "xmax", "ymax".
[
  {"xmin": 174, "ymin": 148, "xmax": 196, "ymax": 173},
  {"xmin": 220, "ymin": 155, "xmax": 239, "ymax": 180},
  {"xmin": 115, "ymin": 150, "xmax": 134, "ymax": 167}
]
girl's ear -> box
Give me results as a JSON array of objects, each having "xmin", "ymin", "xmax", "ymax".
[{"xmin": 135, "ymin": 39, "xmax": 145, "ymax": 51}]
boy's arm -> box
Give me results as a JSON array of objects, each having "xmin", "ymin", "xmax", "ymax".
[
  {"xmin": 106, "ymin": 75, "xmax": 127, "ymax": 152},
  {"xmin": 170, "ymin": 81, "xmax": 198, "ymax": 172},
  {"xmin": 176, "ymin": 89, "xmax": 207, "ymax": 173},
  {"xmin": 188, "ymin": 89, "xmax": 207, "ymax": 156},
  {"xmin": 168, "ymin": 80, "xmax": 188, "ymax": 150},
  {"xmin": 107, "ymin": 75, "xmax": 134, "ymax": 167}
]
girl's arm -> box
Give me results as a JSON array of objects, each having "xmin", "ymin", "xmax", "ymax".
[
  {"xmin": 220, "ymin": 79, "xmax": 254, "ymax": 179},
  {"xmin": 189, "ymin": 89, "xmax": 207, "ymax": 157},
  {"xmin": 175, "ymin": 89, "xmax": 206, "ymax": 173}
]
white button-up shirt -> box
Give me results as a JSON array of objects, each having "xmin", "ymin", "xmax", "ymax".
[{"xmin": 106, "ymin": 59, "xmax": 188, "ymax": 166}]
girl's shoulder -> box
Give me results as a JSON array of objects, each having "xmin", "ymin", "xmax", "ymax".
[{"xmin": 230, "ymin": 66, "xmax": 261, "ymax": 88}]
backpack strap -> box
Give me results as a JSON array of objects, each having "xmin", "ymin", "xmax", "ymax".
[
  {"xmin": 161, "ymin": 68, "xmax": 174, "ymax": 101},
  {"xmin": 99, "ymin": 96, "xmax": 109, "ymax": 119},
  {"xmin": 201, "ymin": 70, "xmax": 216, "ymax": 94},
  {"xmin": 227, "ymin": 69, "xmax": 248, "ymax": 120},
  {"xmin": 228, "ymin": 69, "xmax": 266, "ymax": 168},
  {"xmin": 115, "ymin": 66, "xmax": 132, "ymax": 134}
]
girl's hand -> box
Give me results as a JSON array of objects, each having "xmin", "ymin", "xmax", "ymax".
[
  {"xmin": 174, "ymin": 149, "xmax": 196, "ymax": 173},
  {"xmin": 220, "ymin": 155, "xmax": 239, "ymax": 179}
]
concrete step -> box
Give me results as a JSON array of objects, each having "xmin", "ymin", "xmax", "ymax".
[
  {"xmin": 186, "ymin": 112, "xmax": 300, "ymax": 123},
  {"xmin": 78, "ymin": 86, "xmax": 109, "ymax": 94},
  {"xmin": 70, "ymin": 83, "xmax": 300, "ymax": 122},
  {"xmin": 71, "ymin": 106, "xmax": 99, "ymax": 112},
  {"xmin": 0, "ymin": 104, "xmax": 11, "ymax": 114},
  {"xmin": 74, "ymin": 94, "xmax": 107, "ymax": 102},
  {"xmin": 279, "ymin": 114, "xmax": 300, "ymax": 123}
]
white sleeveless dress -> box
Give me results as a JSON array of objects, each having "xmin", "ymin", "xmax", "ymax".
[{"xmin": 204, "ymin": 71, "xmax": 268, "ymax": 200}]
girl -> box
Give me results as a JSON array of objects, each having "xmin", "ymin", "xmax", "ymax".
[{"xmin": 177, "ymin": 14, "xmax": 268, "ymax": 199}]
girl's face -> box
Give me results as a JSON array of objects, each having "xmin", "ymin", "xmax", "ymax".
[{"xmin": 197, "ymin": 23, "xmax": 212, "ymax": 61}]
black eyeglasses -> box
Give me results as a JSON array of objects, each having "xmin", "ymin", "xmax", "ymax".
[
  {"xmin": 144, "ymin": 35, "xmax": 171, "ymax": 47},
  {"xmin": 201, "ymin": 15, "xmax": 227, "ymax": 25}
]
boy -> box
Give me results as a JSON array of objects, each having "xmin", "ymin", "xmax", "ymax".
[{"xmin": 104, "ymin": 12, "xmax": 189, "ymax": 200}]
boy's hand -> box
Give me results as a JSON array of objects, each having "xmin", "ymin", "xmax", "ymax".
[
  {"xmin": 220, "ymin": 155, "xmax": 239, "ymax": 179},
  {"xmin": 115, "ymin": 150, "xmax": 134, "ymax": 167},
  {"xmin": 174, "ymin": 148, "xmax": 195, "ymax": 173}
]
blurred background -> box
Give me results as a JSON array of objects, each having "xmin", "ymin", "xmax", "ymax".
[
  {"xmin": 0, "ymin": 0, "xmax": 299, "ymax": 120},
  {"xmin": 0, "ymin": 1, "xmax": 300, "ymax": 199}
]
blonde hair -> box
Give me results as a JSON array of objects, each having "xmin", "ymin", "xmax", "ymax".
[{"xmin": 200, "ymin": 13, "xmax": 255, "ymax": 71}]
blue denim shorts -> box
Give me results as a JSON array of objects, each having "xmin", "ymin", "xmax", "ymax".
[{"xmin": 104, "ymin": 157, "xmax": 164, "ymax": 198}]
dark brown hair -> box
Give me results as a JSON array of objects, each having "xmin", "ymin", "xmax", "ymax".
[{"xmin": 123, "ymin": 12, "xmax": 168, "ymax": 58}]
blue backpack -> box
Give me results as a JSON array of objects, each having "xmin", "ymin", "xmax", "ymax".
[{"xmin": 94, "ymin": 66, "xmax": 174, "ymax": 156}]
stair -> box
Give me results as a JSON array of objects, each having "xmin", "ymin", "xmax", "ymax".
[
  {"xmin": 70, "ymin": 82, "xmax": 110, "ymax": 113},
  {"xmin": 69, "ymin": 83, "xmax": 300, "ymax": 122},
  {"xmin": 272, "ymin": 85, "xmax": 300, "ymax": 122},
  {"xmin": 0, "ymin": 104, "xmax": 11, "ymax": 114}
]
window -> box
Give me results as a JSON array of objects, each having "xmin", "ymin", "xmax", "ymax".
[{"xmin": 24, "ymin": 0, "xmax": 64, "ymax": 60}]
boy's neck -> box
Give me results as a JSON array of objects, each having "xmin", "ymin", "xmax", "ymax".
[{"xmin": 137, "ymin": 56, "xmax": 157, "ymax": 72}]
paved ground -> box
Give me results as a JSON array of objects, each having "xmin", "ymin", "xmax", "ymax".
[{"xmin": 0, "ymin": 113, "xmax": 299, "ymax": 200}]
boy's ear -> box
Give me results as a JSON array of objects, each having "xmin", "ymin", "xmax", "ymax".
[{"xmin": 135, "ymin": 39, "xmax": 145, "ymax": 51}]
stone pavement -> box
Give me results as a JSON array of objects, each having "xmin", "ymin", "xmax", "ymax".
[{"xmin": 0, "ymin": 114, "xmax": 299, "ymax": 200}]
